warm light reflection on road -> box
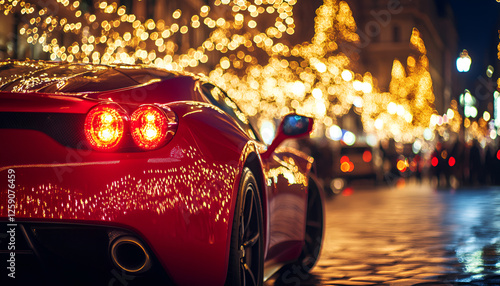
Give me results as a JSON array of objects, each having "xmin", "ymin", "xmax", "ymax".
[{"xmin": 268, "ymin": 183, "xmax": 500, "ymax": 285}]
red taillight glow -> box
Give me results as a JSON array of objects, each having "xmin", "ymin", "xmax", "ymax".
[
  {"xmin": 449, "ymin": 156, "xmax": 456, "ymax": 167},
  {"xmin": 362, "ymin": 150, "xmax": 372, "ymax": 162},
  {"xmin": 497, "ymin": 150, "xmax": 500, "ymax": 160},
  {"xmin": 340, "ymin": 161, "xmax": 351, "ymax": 172},
  {"xmin": 131, "ymin": 105, "xmax": 171, "ymax": 150},
  {"xmin": 340, "ymin": 156, "xmax": 354, "ymax": 172},
  {"xmin": 431, "ymin": 157, "xmax": 438, "ymax": 167},
  {"xmin": 342, "ymin": 187, "xmax": 354, "ymax": 196},
  {"xmin": 397, "ymin": 159, "xmax": 407, "ymax": 172},
  {"xmin": 85, "ymin": 105, "xmax": 126, "ymax": 151}
]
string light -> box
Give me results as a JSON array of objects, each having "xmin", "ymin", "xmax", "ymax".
[
  {"xmin": 360, "ymin": 28, "xmax": 439, "ymax": 143},
  {"xmin": 1, "ymin": 1, "xmax": 441, "ymax": 142}
]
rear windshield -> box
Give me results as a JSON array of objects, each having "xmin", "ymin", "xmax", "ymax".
[{"xmin": 0, "ymin": 61, "xmax": 176, "ymax": 94}]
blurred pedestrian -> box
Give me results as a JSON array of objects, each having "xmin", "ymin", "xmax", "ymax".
[
  {"xmin": 431, "ymin": 142, "xmax": 444, "ymax": 187},
  {"xmin": 468, "ymin": 139, "xmax": 483, "ymax": 186},
  {"xmin": 494, "ymin": 147, "xmax": 500, "ymax": 185},
  {"xmin": 449, "ymin": 139, "xmax": 464, "ymax": 187},
  {"xmin": 485, "ymin": 144, "xmax": 497, "ymax": 185}
]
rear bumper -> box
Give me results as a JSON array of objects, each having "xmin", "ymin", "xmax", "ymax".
[
  {"xmin": 0, "ymin": 129, "xmax": 237, "ymax": 286},
  {"xmin": 0, "ymin": 222, "xmax": 173, "ymax": 285}
]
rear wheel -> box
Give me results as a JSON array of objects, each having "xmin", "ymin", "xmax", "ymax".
[
  {"xmin": 300, "ymin": 177, "xmax": 324, "ymax": 270},
  {"xmin": 226, "ymin": 168, "xmax": 264, "ymax": 286},
  {"xmin": 276, "ymin": 176, "xmax": 324, "ymax": 284}
]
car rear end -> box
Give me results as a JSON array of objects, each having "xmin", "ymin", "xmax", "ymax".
[
  {"xmin": 0, "ymin": 61, "xmax": 236, "ymax": 285},
  {"xmin": 0, "ymin": 63, "xmax": 177, "ymax": 285}
]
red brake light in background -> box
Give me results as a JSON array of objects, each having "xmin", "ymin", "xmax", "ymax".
[
  {"xmin": 340, "ymin": 161, "xmax": 351, "ymax": 173},
  {"xmin": 342, "ymin": 187, "xmax": 354, "ymax": 196},
  {"xmin": 397, "ymin": 159, "xmax": 407, "ymax": 172},
  {"xmin": 85, "ymin": 104, "xmax": 127, "ymax": 151},
  {"xmin": 362, "ymin": 150, "xmax": 372, "ymax": 162},
  {"xmin": 448, "ymin": 156, "xmax": 456, "ymax": 167},
  {"xmin": 431, "ymin": 157, "xmax": 438, "ymax": 167},
  {"xmin": 131, "ymin": 105, "xmax": 173, "ymax": 150},
  {"xmin": 340, "ymin": 156, "xmax": 354, "ymax": 173},
  {"xmin": 340, "ymin": 156, "xmax": 349, "ymax": 164},
  {"xmin": 497, "ymin": 150, "xmax": 500, "ymax": 160}
]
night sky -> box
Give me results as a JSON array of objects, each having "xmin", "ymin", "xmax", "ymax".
[{"xmin": 450, "ymin": 0, "xmax": 500, "ymax": 75}]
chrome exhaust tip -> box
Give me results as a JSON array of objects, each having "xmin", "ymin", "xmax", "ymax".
[{"xmin": 110, "ymin": 236, "xmax": 152, "ymax": 273}]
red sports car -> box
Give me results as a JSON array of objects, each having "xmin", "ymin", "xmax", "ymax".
[{"xmin": 0, "ymin": 60, "xmax": 324, "ymax": 286}]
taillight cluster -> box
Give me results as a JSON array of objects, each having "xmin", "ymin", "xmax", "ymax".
[
  {"xmin": 340, "ymin": 156, "xmax": 354, "ymax": 173},
  {"xmin": 84, "ymin": 104, "xmax": 177, "ymax": 151},
  {"xmin": 362, "ymin": 150, "xmax": 372, "ymax": 162}
]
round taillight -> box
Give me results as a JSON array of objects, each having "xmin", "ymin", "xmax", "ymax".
[
  {"xmin": 340, "ymin": 156, "xmax": 349, "ymax": 164},
  {"xmin": 340, "ymin": 161, "xmax": 350, "ymax": 173},
  {"xmin": 85, "ymin": 105, "xmax": 127, "ymax": 151},
  {"xmin": 362, "ymin": 150, "xmax": 372, "ymax": 162},
  {"xmin": 131, "ymin": 105, "xmax": 171, "ymax": 150},
  {"xmin": 431, "ymin": 157, "xmax": 438, "ymax": 167},
  {"xmin": 448, "ymin": 156, "xmax": 456, "ymax": 167},
  {"xmin": 397, "ymin": 159, "xmax": 407, "ymax": 172}
]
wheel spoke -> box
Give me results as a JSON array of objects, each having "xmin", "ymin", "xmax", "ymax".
[
  {"xmin": 240, "ymin": 186, "xmax": 260, "ymax": 286},
  {"xmin": 243, "ymin": 263, "xmax": 258, "ymax": 286},
  {"xmin": 240, "ymin": 215, "xmax": 245, "ymax": 241},
  {"xmin": 244, "ymin": 190, "xmax": 254, "ymax": 233},
  {"xmin": 240, "ymin": 263, "xmax": 247, "ymax": 286},
  {"xmin": 229, "ymin": 171, "xmax": 263, "ymax": 286},
  {"xmin": 243, "ymin": 232, "xmax": 260, "ymax": 248}
]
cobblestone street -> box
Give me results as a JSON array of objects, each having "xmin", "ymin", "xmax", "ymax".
[{"xmin": 268, "ymin": 182, "xmax": 500, "ymax": 286}]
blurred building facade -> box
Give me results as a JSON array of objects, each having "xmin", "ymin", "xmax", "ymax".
[{"xmin": 346, "ymin": 0, "xmax": 459, "ymax": 114}]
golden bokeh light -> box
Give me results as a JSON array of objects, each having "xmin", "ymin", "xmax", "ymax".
[
  {"xmin": 361, "ymin": 28, "xmax": 438, "ymax": 143},
  {"xmin": 1, "ymin": 0, "xmax": 443, "ymax": 142}
]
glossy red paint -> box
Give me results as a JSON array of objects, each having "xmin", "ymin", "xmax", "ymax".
[{"xmin": 0, "ymin": 61, "xmax": 320, "ymax": 285}]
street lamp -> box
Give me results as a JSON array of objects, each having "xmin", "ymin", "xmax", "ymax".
[{"xmin": 456, "ymin": 49, "xmax": 472, "ymax": 72}]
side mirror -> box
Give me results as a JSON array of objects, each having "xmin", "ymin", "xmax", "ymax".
[{"xmin": 261, "ymin": 114, "xmax": 314, "ymax": 160}]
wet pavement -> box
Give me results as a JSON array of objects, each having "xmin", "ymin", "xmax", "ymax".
[{"xmin": 267, "ymin": 181, "xmax": 500, "ymax": 286}]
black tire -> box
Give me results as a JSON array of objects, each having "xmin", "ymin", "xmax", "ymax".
[
  {"xmin": 225, "ymin": 168, "xmax": 264, "ymax": 286},
  {"xmin": 299, "ymin": 176, "xmax": 324, "ymax": 270},
  {"xmin": 275, "ymin": 176, "xmax": 324, "ymax": 285}
]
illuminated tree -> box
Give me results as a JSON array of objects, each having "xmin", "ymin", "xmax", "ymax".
[
  {"xmin": 362, "ymin": 28, "xmax": 436, "ymax": 142},
  {"xmin": 1, "ymin": 0, "xmax": 371, "ymax": 130},
  {"xmin": 207, "ymin": 0, "xmax": 367, "ymax": 125}
]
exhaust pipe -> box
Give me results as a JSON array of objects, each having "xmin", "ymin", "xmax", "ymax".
[{"xmin": 111, "ymin": 236, "xmax": 152, "ymax": 273}]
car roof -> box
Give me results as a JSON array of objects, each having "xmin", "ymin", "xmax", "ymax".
[{"xmin": 0, "ymin": 60, "xmax": 181, "ymax": 94}]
